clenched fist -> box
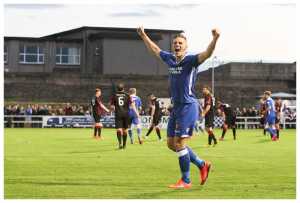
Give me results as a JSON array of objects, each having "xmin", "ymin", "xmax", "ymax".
[
  {"xmin": 212, "ymin": 28, "xmax": 220, "ymax": 39},
  {"xmin": 137, "ymin": 26, "xmax": 145, "ymax": 36}
]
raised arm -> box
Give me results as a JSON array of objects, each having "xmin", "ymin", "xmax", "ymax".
[
  {"xmin": 197, "ymin": 28, "xmax": 220, "ymax": 64},
  {"xmin": 137, "ymin": 26, "xmax": 161, "ymax": 59}
]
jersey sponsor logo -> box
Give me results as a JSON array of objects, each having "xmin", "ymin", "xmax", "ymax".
[
  {"xmin": 169, "ymin": 66, "xmax": 183, "ymax": 74},
  {"xmin": 175, "ymin": 130, "xmax": 181, "ymax": 134}
]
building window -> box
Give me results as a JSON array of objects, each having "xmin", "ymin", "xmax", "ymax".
[
  {"xmin": 4, "ymin": 45, "xmax": 8, "ymax": 64},
  {"xmin": 56, "ymin": 47, "xmax": 80, "ymax": 65},
  {"xmin": 19, "ymin": 45, "xmax": 44, "ymax": 64}
]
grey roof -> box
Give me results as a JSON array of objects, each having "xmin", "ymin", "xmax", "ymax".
[{"xmin": 5, "ymin": 26, "xmax": 183, "ymax": 40}]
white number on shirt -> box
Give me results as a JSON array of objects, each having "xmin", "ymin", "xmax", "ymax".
[{"xmin": 118, "ymin": 97, "xmax": 124, "ymax": 106}]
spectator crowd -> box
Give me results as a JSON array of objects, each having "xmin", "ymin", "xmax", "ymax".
[
  {"xmin": 4, "ymin": 103, "xmax": 90, "ymax": 116},
  {"xmin": 4, "ymin": 103, "xmax": 296, "ymax": 128}
]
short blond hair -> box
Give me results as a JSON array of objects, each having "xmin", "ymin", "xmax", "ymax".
[
  {"xmin": 173, "ymin": 33, "xmax": 187, "ymax": 41},
  {"xmin": 129, "ymin": 88, "xmax": 136, "ymax": 95},
  {"xmin": 264, "ymin": 90, "xmax": 272, "ymax": 96}
]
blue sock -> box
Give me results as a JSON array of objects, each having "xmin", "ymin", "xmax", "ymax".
[
  {"xmin": 177, "ymin": 148, "xmax": 190, "ymax": 184},
  {"xmin": 267, "ymin": 127, "xmax": 276, "ymax": 137},
  {"xmin": 187, "ymin": 146, "xmax": 205, "ymax": 169},
  {"xmin": 128, "ymin": 129, "xmax": 133, "ymax": 141},
  {"xmin": 270, "ymin": 128, "xmax": 277, "ymax": 137},
  {"xmin": 194, "ymin": 125, "xmax": 199, "ymax": 132},
  {"xmin": 137, "ymin": 128, "xmax": 141, "ymax": 138}
]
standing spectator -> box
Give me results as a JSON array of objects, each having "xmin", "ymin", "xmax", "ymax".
[
  {"xmin": 18, "ymin": 106, "xmax": 25, "ymax": 128},
  {"xmin": 46, "ymin": 105, "xmax": 53, "ymax": 115},
  {"xmin": 25, "ymin": 105, "xmax": 33, "ymax": 115},
  {"xmin": 4, "ymin": 105, "xmax": 13, "ymax": 127},
  {"xmin": 25, "ymin": 105, "xmax": 33, "ymax": 128},
  {"xmin": 56, "ymin": 107, "xmax": 64, "ymax": 115},
  {"xmin": 64, "ymin": 103, "xmax": 73, "ymax": 115},
  {"xmin": 77, "ymin": 106, "xmax": 85, "ymax": 115},
  {"xmin": 241, "ymin": 107, "xmax": 248, "ymax": 117},
  {"xmin": 248, "ymin": 107, "xmax": 257, "ymax": 129},
  {"xmin": 235, "ymin": 107, "xmax": 242, "ymax": 116},
  {"xmin": 12, "ymin": 105, "xmax": 20, "ymax": 127}
]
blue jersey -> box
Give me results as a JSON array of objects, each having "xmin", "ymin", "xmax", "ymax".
[
  {"xmin": 160, "ymin": 51, "xmax": 201, "ymax": 104},
  {"xmin": 129, "ymin": 95, "xmax": 142, "ymax": 117},
  {"xmin": 265, "ymin": 97, "xmax": 276, "ymax": 117}
]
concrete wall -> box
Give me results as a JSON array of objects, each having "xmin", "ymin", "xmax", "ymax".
[
  {"xmin": 4, "ymin": 62, "xmax": 296, "ymax": 108},
  {"xmin": 4, "ymin": 72, "xmax": 169, "ymax": 105}
]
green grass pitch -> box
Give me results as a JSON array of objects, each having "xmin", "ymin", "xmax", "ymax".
[{"xmin": 4, "ymin": 128, "xmax": 296, "ymax": 199}]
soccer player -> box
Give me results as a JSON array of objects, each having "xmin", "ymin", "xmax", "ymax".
[
  {"xmin": 110, "ymin": 83, "xmax": 138, "ymax": 149},
  {"xmin": 263, "ymin": 91, "xmax": 278, "ymax": 141},
  {"xmin": 259, "ymin": 98, "xmax": 267, "ymax": 136},
  {"xmin": 91, "ymin": 88, "xmax": 110, "ymax": 140},
  {"xmin": 202, "ymin": 86, "xmax": 218, "ymax": 146},
  {"xmin": 144, "ymin": 93, "xmax": 163, "ymax": 141},
  {"xmin": 194, "ymin": 103, "xmax": 205, "ymax": 135},
  {"xmin": 275, "ymin": 97, "xmax": 282, "ymax": 139},
  {"xmin": 217, "ymin": 101, "xmax": 237, "ymax": 141},
  {"xmin": 128, "ymin": 88, "xmax": 143, "ymax": 144},
  {"xmin": 137, "ymin": 26, "xmax": 219, "ymax": 189}
]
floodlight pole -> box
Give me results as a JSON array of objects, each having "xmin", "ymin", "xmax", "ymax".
[{"xmin": 212, "ymin": 56, "xmax": 217, "ymax": 96}]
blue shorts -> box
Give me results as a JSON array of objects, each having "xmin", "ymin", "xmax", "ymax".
[
  {"xmin": 167, "ymin": 102, "xmax": 199, "ymax": 138},
  {"xmin": 266, "ymin": 114, "xmax": 276, "ymax": 125},
  {"xmin": 130, "ymin": 116, "xmax": 140, "ymax": 125}
]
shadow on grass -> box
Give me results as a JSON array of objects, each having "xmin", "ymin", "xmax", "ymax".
[
  {"xmin": 143, "ymin": 139, "xmax": 165, "ymax": 144},
  {"xmin": 6, "ymin": 180, "xmax": 100, "ymax": 186},
  {"xmin": 126, "ymin": 186, "xmax": 205, "ymax": 199},
  {"xmin": 68, "ymin": 147, "xmax": 126, "ymax": 154},
  {"xmin": 254, "ymin": 139, "xmax": 272, "ymax": 144}
]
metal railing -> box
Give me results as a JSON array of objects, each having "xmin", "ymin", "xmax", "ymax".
[
  {"xmin": 4, "ymin": 115, "xmax": 43, "ymax": 128},
  {"xmin": 235, "ymin": 116, "xmax": 296, "ymax": 129}
]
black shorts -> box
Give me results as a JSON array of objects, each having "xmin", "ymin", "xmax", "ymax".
[
  {"xmin": 115, "ymin": 115, "xmax": 130, "ymax": 129},
  {"xmin": 275, "ymin": 117, "xmax": 280, "ymax": 124},
  {"xmin": 225, "ymin": 115, "xmax": 236, "ymax": 127},
  {"xmin": 152, "ymin": 114, "xmax": 162, "ymax": 126},
  {"xmin": 93, "ymin": 113, "xmax": 101, "ymax": 123},
  {"xmin": 260, "ymin": 117, "xmax": 266, "ymax": 125},
  {"xmin": 205, "ymin": 113, "xmax": 214, "ymax": 128}
]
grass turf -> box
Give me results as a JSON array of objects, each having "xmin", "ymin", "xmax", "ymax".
[{"xmin": 4, "ymin": 128, "xmax": 296, "ymax": 199}]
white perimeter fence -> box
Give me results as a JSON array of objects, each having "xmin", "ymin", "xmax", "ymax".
[{"xmin": 4, "ymin": 115, "xmax": 296, "ymax": 129}]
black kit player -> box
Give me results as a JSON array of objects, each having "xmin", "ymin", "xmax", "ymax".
[
  {"xmin": 202, "ymin": 86, "xmax": 217, "ymax": 146},
  {"xmin": 275, "ymin": 98, "xmax": 282, "ymax": 139},
  {"xmin": 91, "ymin": 88, "xmax": 110, "ymax": 140},
  {"xmin": 144, "ymin": 93, "xmax": 163, "ymax": 141},
  {"xmin": 194, "ymin": 102, "xmax": 205, "ymax": 135},
  {"xmin": 217, "ymin": 101, "xmax": 237, "ymax": 141},
  {"xmin": 110, "ymin": 83, "xmax": 138, "ymax": 149}
]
